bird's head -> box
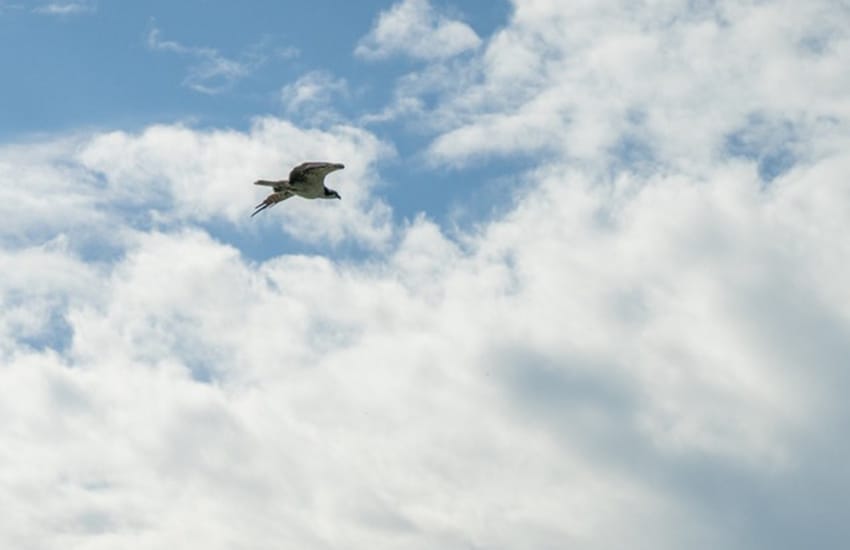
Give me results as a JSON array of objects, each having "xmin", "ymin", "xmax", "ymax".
[{"xmin": 325, "ymin": 188, "xmax": 341, "ymax": 199}]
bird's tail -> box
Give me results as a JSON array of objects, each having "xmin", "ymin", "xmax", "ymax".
[
  {"xmin": 251, "ymin": 200, "xmax": 273, "ymax": 217},
  {"xmin": 254, "ymin": 179, "xmax": 284, "ymax": 188},
  {"xmin": 251, "ymin": 191, "xmax": 291, "ymax": 217}
]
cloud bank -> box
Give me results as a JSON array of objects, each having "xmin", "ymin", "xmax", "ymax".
[{"xmin": 2, "ymin": 0, "xmax": 850, "ymax": 548}]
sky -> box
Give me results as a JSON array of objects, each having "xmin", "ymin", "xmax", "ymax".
[{"xmin": 1, "ymin": 0, "xmax": 849, "ymax": 548}]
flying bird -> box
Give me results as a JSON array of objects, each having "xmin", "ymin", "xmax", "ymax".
[{"xmin": 252, "ymin": 161, "xmax": 344, "ymax": 217}]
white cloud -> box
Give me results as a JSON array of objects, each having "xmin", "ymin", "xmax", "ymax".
[
  {"xmin": 405, "ymin": 0, "xmax": 850, "ymax": 171},
  {"xmin": 355, "ymin": 0, "xmax": 481, "ymax": 60},
  {"xmin": 3, "ymin": 153, "xmax": 849, "ymax": 547},
  {"xmin": 3, "ymin": 0, "xmax": 850, "ymax": 548},
  {"xmin": 78, "ymin": 118, "xmax": 394, "ymax": 247},
  {"xmin": 146, "ymin": 26, "xmax": 279, "ymax": 95},
  {"xmin": 359, "ymin": 95, "xmax": 424, "ymax": 125},
  {"xmin": 280, "ymin": 71, "xmax": 350, "ymax": 123},
  {"xmin": 0, "ymin": 119, "xmax": 394, "ymax": 250},
  {"xmin": 0, "ymin": 135, "xmax": 118, "ymax": 248},
  {"xmin": 33, "ymin": 1, "xmax": 95, "ymax": 15},
  {"xmin": 276, "ymin": 45, "xmax": 301, "ymax": 60}
]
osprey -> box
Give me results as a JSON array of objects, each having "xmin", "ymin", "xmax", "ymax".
[{"xmin": 252, "ymin": 161, "xmax": 344, "ymax": 217}]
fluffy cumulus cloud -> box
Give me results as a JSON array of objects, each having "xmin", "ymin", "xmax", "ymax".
[
  {"xmin": 418, "ymin": 0, "xmax": 850, "ymax": 171},
  {"xmin": 2, "ymin": 0, "xmax": 850, "ymax": 548},
  {"xmin": 355, "ymin": 0, "xmax": 481, "ymax": 60},
  {"xmin": 280, "ymin": 71, "xmax": 350, "ymax": 123},
  {"xmin": 0, "ymin": 118, "xmax": 393, "ymax": 248}
]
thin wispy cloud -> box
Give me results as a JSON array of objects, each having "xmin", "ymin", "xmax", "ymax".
[
  {"xmin": 146, "ymin": 26, "xmax": 273, "ymax": 95},
  {"xmin": 33, "ymin": 1, "xmax": 95, "ymax": 16},
  {"xmin": 0, "ymin": 2, "xmax": 24, "ymax": 14},
  {"xmin": 276, "ymin": 45, "xmax": 300, "ymax": 60}
]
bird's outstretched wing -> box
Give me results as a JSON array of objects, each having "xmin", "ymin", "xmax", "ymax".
[
  {"xmin": 251, "ymin": 190, "xmax": 293, "ymax": 217},
  {"xmin": 288, "ymin": 162, "xmax": 344, "ymax": 196},
  {"xmin": 288, "ymin": 162, "xmax": 343, "ymax": 180}
]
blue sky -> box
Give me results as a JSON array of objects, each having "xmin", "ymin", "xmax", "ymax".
[
  {"xmin": 0, "ymin": 1, "xmax": 513, "ymax": 229},
  {"xmin": 1, "ymin": 1, "xmax": 404, "ymax": 132},
  {"xmin": 2, "ymin": 1, "xmax": 850, "ymax": 549}
]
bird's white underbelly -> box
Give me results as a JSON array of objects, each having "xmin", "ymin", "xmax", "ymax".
[{"xmin": 286, "ymin": 184, "xmax": 323, "ymax": 199}]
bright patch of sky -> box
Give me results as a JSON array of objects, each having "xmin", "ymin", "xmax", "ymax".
[{"xmin": 2, "ymin": 1, "xmax": 850, "ymax": 548}]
